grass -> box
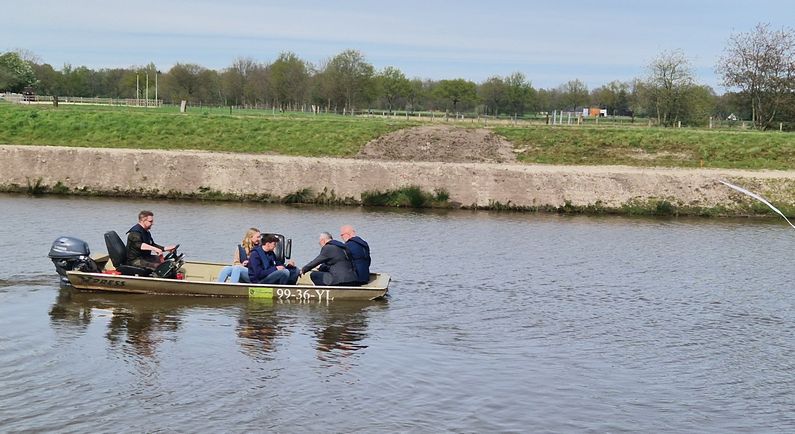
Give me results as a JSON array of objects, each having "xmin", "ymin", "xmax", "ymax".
[
  {"xmin": 0, "ymin": 103, "xmax": 413, "ymax": 157},
  {"xmin": 361, "ymin": 186, "xmax": 452, "ymax": 208},
  {"xmin": 494, "ymin": 125, "xmax": 795, "ymax": 169},
  {"xmin": 4, "ymin": 102, "xmax": 795, "ymax": 170}
]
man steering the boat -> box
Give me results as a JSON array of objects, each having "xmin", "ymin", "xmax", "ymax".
[{"xmin": 126, "ymin": 210, "xmax": 177, "ymax": 270}]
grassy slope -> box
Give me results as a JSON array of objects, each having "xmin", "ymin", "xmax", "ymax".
[
  {"xmin": 495, "ymin": 126, "xmax": 795, "ymax": 170},
  {"xmin": 3, "ymin": 103, "xmax": 795, "ymax": 169},
  {"xmin": 0, "ymin": 103, "xmax": 413, "ymax": 157}
]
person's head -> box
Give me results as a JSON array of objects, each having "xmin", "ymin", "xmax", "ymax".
[
  {"xmin": 318, "ymin": 231, "xmax": 333, "ymax": 246},
  {"xmin": 340, "ymin": 225, "xmax": 356, "ymax": 242},
  {"xmin": 138, "ymin": 210, "xmax": 154, "ymax": 230},
  {"xmin": 262, "ymin": 234, "xmax": 280, "ymax": 251},
  {"xmin": 241, "ymin": 227, "xmax": 261, "ymax": 252}
]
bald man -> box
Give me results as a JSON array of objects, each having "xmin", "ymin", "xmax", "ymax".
[{"xmin": 340, "ymin": 225, "xmax": 371, "ymax": 285}]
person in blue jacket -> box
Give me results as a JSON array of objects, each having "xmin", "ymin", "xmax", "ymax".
[
  {"xmin": 340, "ymin": 225, "xmax": 371, "ymax": 285},
  {"xmin": 248, "ymin": 234, "xmax": 299, "ymax": 284}
]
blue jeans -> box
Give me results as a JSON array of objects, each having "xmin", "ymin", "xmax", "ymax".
[
  {"xmin": 217, "ymin": 265, "xmax": 250, "ymax": 283},
  {"xmin": 262, "ymin": 268, "xmax": 299, "ymax": 285}
]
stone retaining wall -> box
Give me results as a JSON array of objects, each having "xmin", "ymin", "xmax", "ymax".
[{"xmin": 2, "ymin": 145, "xmax": 795, "ymax": 212}]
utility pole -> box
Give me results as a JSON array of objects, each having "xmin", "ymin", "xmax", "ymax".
[
  {"xmin": 136, "ymin": 74, "xmax": 139, "ymax": 106},
  {"xmin": 146, "ymin": 73, "xmax": 149, "ymax": 107}
]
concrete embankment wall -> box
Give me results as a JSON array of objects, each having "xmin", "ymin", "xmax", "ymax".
[{"xmin": 2, "ymin": 145, "xmax": 795, "ymax": 212}]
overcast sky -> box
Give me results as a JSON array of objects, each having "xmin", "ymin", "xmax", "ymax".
[{"xmin": 3, "ymin": 0, "xmax": 794, "ymax": 90}]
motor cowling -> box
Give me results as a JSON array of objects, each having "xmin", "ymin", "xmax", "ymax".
[{"xmin": 49, "ymin": 237, "xmax": 98, "ymax": 283}]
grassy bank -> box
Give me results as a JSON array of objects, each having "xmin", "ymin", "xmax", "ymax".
[
  {"xmin": 3, "ymin": 102, "xmax": 795, "ymax": 170},
  {"xmin": 0, "ymin": 103, "xmax": 413, "ymax": 156},
  {"xmin": 495, "ymin": 126, "xmax": 795, "ymax": 169}
]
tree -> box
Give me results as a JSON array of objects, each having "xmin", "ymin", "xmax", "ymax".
[
  {"xmin": 504, "ymin": 72, "xmax": 534, "ymax": 116},
  {"xmin": 591, "ymin": 80, "xmax": 631, "ymax": 115},
  {"xmin": 95, "ymin": 68, "xmax": 130, "ymax": 98},
  {"xmin": 557, "ymin": 79, "xmax": 590, "ymax": 110},
  {"xmin": 246, "ymin": 62, "xmax": 270, "ymax": 106},
  {"xmin": 60, "ymin": 64, "xmax": 95, "ymax": 96},
  {"xmin": 221, "ymin": 57, "xmax": 258, "ymax": 106},
  {"xmin": 478, "ymin": 76, "xmax": 505, "ymax": 115},
  {"xmin": 376, "ymin": 66, "xmax": 411, "ymax": 113},
  {"xmin": 269, "ymin": 51, "xmax": 309, "ymax": 110},
  {"xmin": 322, "ymin": 49, "xmax": 375, "ymax": 112},
  {"xmin": 645, "ymin": 50, "xmax": 695, "ymax": 126},
  {"xmin": 405, "ymin": 78, "xmax": 428, "ymax": 112},
  {"xmin": 31, "ymin": 62, "xmax": 61, "ymax": 95},
  {"xmin": 717, "ymin": 23, "xmax": 795, "ymax": 129},
  {"xmin": 0, "ymin": 51, "xmax": 37, "ymax": 92},
  {"xmin": 680, "ymin": 85, "xmax": 718, "ymax": 126},
  {"xmin": 434, "ymin": 78, "xmax": 478, "ymax": 113},
  {"xmin": 535, "ymin": 88, "xmax": 556, "ymax": 113},
  {"xmin": 162, "ymin": 63, "xmax": 209, "ymax": 103}
]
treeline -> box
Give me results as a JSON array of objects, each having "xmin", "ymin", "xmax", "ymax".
[{"xmin": 1, "ymin": 23, "xmax": 794, "ymax": 129}]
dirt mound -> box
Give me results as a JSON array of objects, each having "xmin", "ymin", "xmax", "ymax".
[{"xmin": 357, "ymin": 125, "xmax": 517, "ymax": 163}]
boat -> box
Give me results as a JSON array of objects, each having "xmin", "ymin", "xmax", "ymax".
[{"xmin": 48, "ymin": 232, "xmax": 390, "ymax": 301}]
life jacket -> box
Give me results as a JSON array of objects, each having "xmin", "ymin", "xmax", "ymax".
[
  {"xmin": 346, "ymin": 237, "xmax": 371, "ymax": 283},
  {"xmin": 328, "ymin": 240, "xmax": 357, "ymax": 273},
  {"xmin": 127, "ymin": 224, "xmax": 155, "ymax": 246},
  {"xmin": 237, "ymin": 244, "xmax": 249, "ymax": 263},
  {"xmin": 125, "ymin": 223, "xmax": 157, "ymax": 263},
  {"xmin": 327, "ymin": 240, "xmax": 350, "ymax": 256}
]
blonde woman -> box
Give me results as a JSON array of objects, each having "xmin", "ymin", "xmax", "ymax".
[{"xmin": 217, "ymin": 228, "xmax": 261, "ymax": 283}]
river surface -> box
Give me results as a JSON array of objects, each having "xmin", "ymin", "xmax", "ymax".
[{"xmin": 1, "ymin": 194, "xmax": 794, "ymax": 432}]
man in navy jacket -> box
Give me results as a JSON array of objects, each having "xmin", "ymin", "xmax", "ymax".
[
  {"xmin": 340, "ymin": 225, "xmax": 371, "ymax": 285},
  {"xmin": 248, "ymin": 235, "xmax": 298, "ymax": 284}
]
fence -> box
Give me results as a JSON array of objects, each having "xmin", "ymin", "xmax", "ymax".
[{"xmin": 2, "ymin": 93, "xmax": 162, "ymax": 107}]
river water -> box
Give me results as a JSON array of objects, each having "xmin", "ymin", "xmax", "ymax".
[{"xmin": 1, "ymin": 194, "xmax": 793, "ymax": 432}]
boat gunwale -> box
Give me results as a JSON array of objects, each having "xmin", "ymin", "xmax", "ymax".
[{"xmin": 66, "ymin": 270, "xmax": 389, "ymax": 291}]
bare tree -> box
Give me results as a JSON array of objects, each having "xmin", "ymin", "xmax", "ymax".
[
  {"xmin": 221, "ymin": 57, "xmax": 259, "ymax": 106},
  {"xmin": 717, "ymin": 23, "xmax": 795, "ymax": 130},
  {"xmin": 646, "ymin": 50, "xmax": 694, "ymax": 126}
]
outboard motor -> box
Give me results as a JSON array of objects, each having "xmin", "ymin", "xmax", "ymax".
[{"xmin": 49, "ymin": 237, "xmax": 99, "ymax": 284}]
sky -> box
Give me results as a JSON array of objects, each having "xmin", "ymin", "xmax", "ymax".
[{"xmin": 3, "ymin": 0, "xmax": 794, "ymax": 91}]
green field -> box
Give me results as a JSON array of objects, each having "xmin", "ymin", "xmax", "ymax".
[
  {"xmin": 0, "ymin": 103, "xmax": 414, "ymax": 157},
  {"xmin": 496, "ymin": 126, "xmax": 795, "ymax": 169},
  {"xmin": 2, "ymin": 102, "xmax": 795, "ymax": 169}
]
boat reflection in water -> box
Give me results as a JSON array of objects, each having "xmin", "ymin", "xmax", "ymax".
[
  {"xmin": 49, "ymin": 287, "xmax": 386, "ymax": 362},
  {"xmin": 237, "ymin": 298, "xmax": 387, "ymax": 363}
]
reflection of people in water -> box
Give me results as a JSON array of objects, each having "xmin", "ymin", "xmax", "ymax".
[
  {"xmin": 312, "ymin": 302, "xmax": 384, "ymax": 362},
  {"xmin": 49, "ymin": 288, "xmax": 239, "ymax": 359},
  {"xmin": 236, "ymin": 302, "xmax": 284, "ymax": 358},
  {"xmin": 105, "ymin": 308, "xmax": 180, "ymax": 358},
  {"xmin": 50, "ymin": 288, "xmax": 386, "ymax": 364}
]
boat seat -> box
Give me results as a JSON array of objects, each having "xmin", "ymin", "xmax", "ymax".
[{"xmin": 104, "ymin": 230, "xmax": 152, "ymax": 277}]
